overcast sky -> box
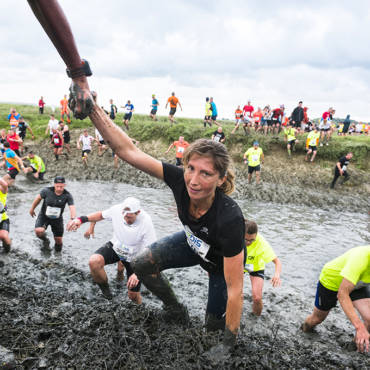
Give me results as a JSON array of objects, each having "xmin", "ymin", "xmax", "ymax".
[{"xmin": 1, "ymin": 0, "xmax": 369, "ymax": 121}]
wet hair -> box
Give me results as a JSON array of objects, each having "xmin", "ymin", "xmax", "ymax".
[
  {"xmin": 182, "ymin": 139, "xmax": 235, "ymax": 195},
  {"xmin": 244, "ymin": 220, "xmax": 258, "ymax": 234}
]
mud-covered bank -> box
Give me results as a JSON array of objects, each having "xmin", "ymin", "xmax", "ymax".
[
  {"xmin": 1, "ymin": 250, "xmax": 368, "ymax": 369},
  {"xmin": 19, "ymin": 136, "xmax": 370, "ymax": 213}
]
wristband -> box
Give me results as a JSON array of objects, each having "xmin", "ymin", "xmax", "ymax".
[
  {"xmin": 78, "ymin": 216, "xmax": 89, "ymax": 224},
  {"xmin": 66, "ymin": 59, "xmax": 92, "ymax": 79}
]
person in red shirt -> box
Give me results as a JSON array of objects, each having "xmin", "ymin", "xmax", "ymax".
[
  {"xmin": 242, "ymin": 100, "xmax": 254, "ymax": 134},
  {"xmin": 231, "ymin": 106, "xmax": 243, "ymax": 134},
  {"xmin": 271, "ymin": 105, "xmax": 285, "ymax": 135},
  {"xmin": 38, "ymin": 96, "xmax": 45, "ymax": 114},
  {"xmin": 60, "ymin": 94, "xmax": 71, "ymax": 123},
  {"xmin": 6, "ymin": 129, "xmax": 22, "ymax": 157},
  {"xmin": 165, "ymin": 136, "xmax": 189, "ymax": 166}
]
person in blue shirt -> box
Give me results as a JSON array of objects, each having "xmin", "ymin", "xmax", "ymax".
[
  {"xmin": 150, "ymin": 94, "xmax": 159, "ymax": 121},
  {"xmin": 1, "ymin": 142, "xmax": 25, "ymax": 186},
  {"xmin": 122, "ymin": 100, "xmax": 135, "ymax": 130},
  {"xmin": 7, "ymin": 108, "xmax": 20, "ymax": 129},
  {"xmin": 210, "ymin": 97, "xmax": 220, "ymax": 127}
]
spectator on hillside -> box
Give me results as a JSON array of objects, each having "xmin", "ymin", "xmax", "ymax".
[
  {"xmin": 291, "ymin": 101, "xmax": 304, "ymax": 132},
  {"xmin": 212, "ymin": 126, "xmax": 226, "ymax": 144},
  {"xmin": 342, "ymin": 115, "xmax": 351, "ymax": 136},
  {"xmin": 302, "ymin": 107, "xmax": 311, "ymax": 132},
  {"xmin": 243, "ymin": 100, "xmax": 254, "ymax": 133},
  {"xmin": 253, "ymin": 107, "xmax": 263, "ymax": 132},
  {"xmin": 38, "ymin": 96, "xmax": 45, "ymax": 114},
  {"xmin": 271, "ymin": 105, "xmax": 284, "ymax": 135}
]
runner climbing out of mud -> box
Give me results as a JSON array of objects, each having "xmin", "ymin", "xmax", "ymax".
[
  {"xmin": 302, "ymin": 246, "xmax": 370, "ymax": 353},
  {"xmin": 28, "ymin": 0, "xmax": 246, "ymax": 361}
]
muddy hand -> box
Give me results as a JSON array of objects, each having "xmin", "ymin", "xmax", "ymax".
[
  {"xmin": 67, "ymin": 218, "xmax": 81, "ymax": 231},
  {"xmin": 68, "ymin": 81, "xmax": 94, "ymax": 120}
]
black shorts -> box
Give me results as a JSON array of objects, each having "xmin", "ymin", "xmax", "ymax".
[
  {"xmin": 31, "ymin": 167, "xmax": 45, "ymax": 180},
  {"xmin": 321, "ymin": 128, "xmax": 330, "ymax": 132},
  {"xmin": 204, "ymin": 116, "xmax": 211, "ymax": 121},
  {"xmin": 308, "ymin": 145, "xmax": 317, "ymax": 152},
  {"xmin": 271, "ymin": 118, "xmax": 280, "ymax": 126},
  {"xmin": 99, "ymin": 140, "xmax": 105, "ymax": 145},
  {"xmin": 314, "ymin": 281, "xmax": 370, "ymax": 311},
  {"xmin": 169, "ymin": 107, "xmax": 177, "ymax": 116},
  {"xmin": 54, "ymin": 145, "xmax": 62, "ymax": 149},
  {"xmin": 82, "ymin": 149, "xmax": 91, "ymax": 157},
  {"xmin": 250, "ymin": 270, "xmax": 265, "ymax": 279},
  {"xmin": 288, "ymin": 139, "xmax": 296, "ymax": 146},
  {"xmin": 7, "ymin": 168, "xmax": 19, "ymax": 179},
  {"xmin": 175, "ymin": 158, "xmax": 183, "ymax": 166},
  {"xmin": 19, "ymin": 132, "xmax": 26, "ymax": 141},
  {"xmin": 94, "ymin": 242, "xmax": 141, "ymax": 292},
  {"xmin": 0, "ymin": 219, "xmax": 10, "ymax": 232},
  {"xmin": 150, "ymin": 109, "xmax": 157, "ymax": 115},
  {"xmin": 63, "ymin": 136, "xmax": 70, "ymax": 144},
  {"xmin": 248, "ymin": 165, "xmax": 260, "ymax": 174},
  {"xmin": 124, "ymin": 112, "xmax": 132, "ymax": 121},
  {"xmin": 211, "ymin": 115, "xmax": 217, "ymax": 121},
  {"xmin": 293, "ymin": 121, "xmax": 301, "ymax": 128},
  {"xmin": 267, "ymin": 120, "xmax": 273, "ymax": 127},
  {"xmin": 35, "ymin": 213, "xmax": 64, "ymax": 237}
]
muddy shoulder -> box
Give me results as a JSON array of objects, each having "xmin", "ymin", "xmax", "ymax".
[{"xmin": 21, "ymin": 135, "xmax": 370, "ymax": 213}]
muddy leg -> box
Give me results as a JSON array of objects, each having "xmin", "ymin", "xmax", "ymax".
[{"xmin": 302, "ymin": 307, "xmax": 330, "ymax": 332}]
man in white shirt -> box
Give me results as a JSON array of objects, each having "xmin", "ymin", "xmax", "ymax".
[
  {"xmin": 67, "ymin": 197, "xmax": 157, "ymax": 303},
  {"xmin": 77, "ymin": 129, "xmax": 96, "ymax": 166},
  {"xmin": 45, "ymin": 114, "xmax": 60, "ymax": 141}
]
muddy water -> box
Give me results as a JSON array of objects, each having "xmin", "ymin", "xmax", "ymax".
[{"xmin": 2, "ymin": 177, "xmax": 370, "ymax": 368}]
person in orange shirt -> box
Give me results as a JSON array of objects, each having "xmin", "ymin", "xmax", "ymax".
[
  {"xmin": 165, "ymin": 136, "xmax": 189, "ymax": 166},
  {"xmin": 165, "ymin": 92, "xmax": 182, "ymax": 125},
  {"xmin": 60, "ymin": 94, "xmax": 71, "ymax": 123},
  {"xmin": 231, "ymin": 106, "xmax": 243, "ymax": 134},
  {"xmin": 253, "ymin": 107, "xmax": 263, "ymax": 132}
]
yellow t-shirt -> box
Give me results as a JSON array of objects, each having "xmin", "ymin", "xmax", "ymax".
[
  {"xmin": 0, "ymin": 191, "xmax": 8, "ymax": 222},
  {"xmin": 307, "ymin": 131, "xmax": 320, "ymax": 146},
  {"xmin": 319, "ymin": 246, "xmax": 370, "ymax": 292},
  {"xmin": 205, "ymin": 103, "xmax": 212, "ymax": 116},
  {"xmin": 244, "ymin": 147, "xmax": 263, "ymax": 167},
  {"xmin": 244, "ymin": 234, "xmax": 276, "ymax": 273},
  {"xmin": 284, "ymin": 128, "xmax": 296, "ymax": 141}
]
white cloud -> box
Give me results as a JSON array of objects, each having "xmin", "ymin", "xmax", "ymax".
[{"xmin": 0, "ymin": 0, "xmax": 369, "ymax": 121}]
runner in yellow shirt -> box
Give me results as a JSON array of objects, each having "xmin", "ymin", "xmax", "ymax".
[
  {"xmin": 283, "ymin": 122, "xmax": 299, "ymax": 158},
  {"xmin": 244, "ymin": 220, "xmax": 282, "ymax": 316},
  {"xmin": 302, "ymin": 246, "xmax": 370, "ymax": 353},
  {"xmin": 243, "ymin": 141, "xmax": 264, "ymax": 184},
  {"xmin": 305, "ymin": 126, "xmax": 320, "ymax": 162},
  {"xmin": 203, "ymin": 97, "xmax": 212, "ymax": 128}
]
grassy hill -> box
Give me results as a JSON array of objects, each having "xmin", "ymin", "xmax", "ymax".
[{"xmin": 1, "ymin": 103, "xmax": 369, "ymax": 169}]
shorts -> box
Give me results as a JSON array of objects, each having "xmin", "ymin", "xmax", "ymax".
[
  {"xmin": 82, "ymin": 149, "xmax": 91, "ymax": 157},
  {"xmin": 211, "ymin": 115, "xmax": 217, "ymax": 121},
  {"xmin": 124, "ymin": 112, "xmax": 132, "ymax": 121},
  {"xmin": 150, "ymin": 109, "xmax": 157, "ymax": 115},
  {"xmin": 204, "ymin": 116, "xmax": 211, "ymax": 121},
  {"xmin": 235, "ymin": 119, "xmax": 242, "ymax": 125},
  {"xmin": 19, "ymin": 132, "xmax": 26, "ymax": 141},
  {"xmin": 267, "ymin": 120, "xmax": 273, "ymax": 127},
  {"xmin": 13, "ymin": 149, "xmax": 20, "ymax": 157},
  {"xmin": 249, "ymin": 270, "xmax": 265, "ymax": 279},
  {"xmin": 175, "ymin": 157, "xmax": 183, "ymax": 166},
  {"xmin": 31, "ymin": 167, "xmax": 45, "ymax": 180},
  {"xmin": 288, "ymin": 139, "xmax": 296, "ymax": 146},
  {"xmin": 315, "ymin": 281, "xmax": 370, "ymax": 311},
  {"xmin": 321, "ymin": 128, "xmax": 330, "ymax": 132},
  {"xmin": 248, "ymin": 165, "xmax": 260, "ymax": 174},
  {"xmin": 169, "ymin": 107, "xmax": 177, "ymax": 116},
  {"xmin": 7, "ymin": 168, "xmax": 19, "ymax": 180},
  {"xmin": 261, "ymin": 118, "xmax": 268, "ymax": 127},
  {"xmin": 54, "ymin": 144, "xmax": 62, "ymax": 149},
  {"xmin": 293, "ymin": 121, "xmax": 301, "ymax": 128},
  {"xmin": 99, "ymin": 140, "xmax": 105, "ymax": 145},
  {"xmin": 95, "ymin": 242, "xmax": 141, "ymax": 292},
  {"xmin": 35, "ymin": 213, "xmax": 64, "ymax": 237},
  {"xmin": 0, "ymin": 219, "xmax": 10, "ymax": 232},
  {"xmin": 63, "ymin": 136, "xmax": 70, "ymax": 144},
  {"xmin": 308, "ymin": 145, "xmax": 317, "ymax": 152},
  {"xmin": 271, "ymin": 118, "xmax": 280, "ymax": 125}
]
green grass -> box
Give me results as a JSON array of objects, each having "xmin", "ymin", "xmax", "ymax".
[{"xmin": 1, "ymin": 103, "xmax": 369, "ymax": 169}]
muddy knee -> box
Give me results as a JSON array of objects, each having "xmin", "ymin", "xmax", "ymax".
[
  {"xmin": 35, "ymin": 228, "xmax": 46, "ymax": 238},
  {"xmin": 131, "ymin": 249, "xmax": 158, "ymax": 278},
  {"xmin": 89, "ymin": 254, "xmax": 105, "ymax": 272}
]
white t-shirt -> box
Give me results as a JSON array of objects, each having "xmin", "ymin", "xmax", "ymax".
[
  {"xmin": 101, "ymin": 205, "xmax": 157, "ymax": 262},
  {"xmin": 79, "ymin": 135, "xmax": 94, "ymax": 150},
  {"xmin": 48, "ymin": 119, "xmax": 59, "ymax": 134},
  {"xmin": 95, "ymin": 129, "xmax": 103, "ymax": 142}
]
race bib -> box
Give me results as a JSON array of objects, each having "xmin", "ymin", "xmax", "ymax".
[
  {"xmin": 244, "ymin": 263, "xmax": 254, "ymax": 273},
  {"xmin": 214, "ymin": 136, "xmax": 220, "ymax": 142},
  {"xmin": 342, "ymin": 165, "xmax": 347, "ymax": 171},
  {"xmin": 177, "ymin": 146, "xmax": 185, "ymax": 153},
  {"xmin": 184, "ymin": 225, "xmax": 210, "ymax": 261},
  {"xmin": 252, "ymin": 155, "xmax": 259, "ymax": 162},
  {"xmin": 45, "ymin": 206, "xmax": 61, "ymax": 219},
  {"xmin": 113, "ymin": 244, "xmax": 133, "ymax": 262},
  {"xmin": 54, "ymin": 138, "xmax": 59, "ymax": 144}
]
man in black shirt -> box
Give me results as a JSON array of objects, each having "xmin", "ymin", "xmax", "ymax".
[
  {"xmin": 29, "ymin": 176, "xmax": 76, "ymax": 251},
  {"xmin": 330, "ymin": 152, "xmax": 353, "ymax": 189},
  {"xmin": 291, "ymin": 101, "xmax": 304, "ymax": 132},
  {"xmin": 211, "ymin": 127, "xmax": 226, "ymax": 144}
]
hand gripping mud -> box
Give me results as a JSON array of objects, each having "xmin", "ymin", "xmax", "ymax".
[{"xmin": 68, "ymin": 82, "xmax": 94, "ymax": 120}]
